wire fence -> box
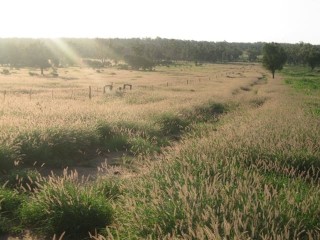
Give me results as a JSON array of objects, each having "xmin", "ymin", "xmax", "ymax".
[{"xmin": 0, "ymin": 76, "xmax": 218, "ymax": 102}]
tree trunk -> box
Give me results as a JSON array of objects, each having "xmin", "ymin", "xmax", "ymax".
[
  {"xmin": 41, "ymin": 67, "xmax": 44, "ymax": 75},
  {"xmin": 272, "ymin": 70, "xmax": 275, "ymax": 79}
]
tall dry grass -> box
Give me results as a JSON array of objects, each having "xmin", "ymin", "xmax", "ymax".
[
  {"xmin": 3, "ymin": 64, "xmax": 319, "ymax": 239},
  {"xmin": 0, "ymin": 63, "xmax": 262, "ymax": 169},
  {"xmin": 102, "ymin": 71, "xmax": 320, "ymax": 239}
]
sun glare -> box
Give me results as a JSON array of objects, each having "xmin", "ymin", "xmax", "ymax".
[{"xmin": 49, "ymin": 39, "xmax": 83, "ymax": 66}]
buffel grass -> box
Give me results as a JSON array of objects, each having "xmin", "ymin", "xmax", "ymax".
[
  {"xmin": 96, "ymin": 66, "xmax": 320, "ymax": 239},
  {"xmin": 1, "ymin": 64, "xmax": 320, "ymax": 239},
  {"xmin": 0, "ymin": 63, "xmax": 260, "ymax": 169}
]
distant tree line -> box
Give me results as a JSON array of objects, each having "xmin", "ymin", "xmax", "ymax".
[{"xmin": 0, "ymin": 38, "xmax": 319, "ymax": 73}]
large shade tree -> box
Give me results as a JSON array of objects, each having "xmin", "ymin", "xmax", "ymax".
[{"xmin": 262, "ymin": 43, "xmax": 287, "ymax": 79}]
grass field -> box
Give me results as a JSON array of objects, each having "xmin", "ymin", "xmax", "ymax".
[
  {"xmin": 0, "ymin": 63, "xmax": 261, "ymax": 169},
  {"xmin": 0, "ymin": 63, "xmax": 320, "ymax": 239}
]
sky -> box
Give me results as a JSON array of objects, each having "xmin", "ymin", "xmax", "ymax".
[{"xmin": 0, "ymin": 0, "xmax": 319, "ymax": 44}]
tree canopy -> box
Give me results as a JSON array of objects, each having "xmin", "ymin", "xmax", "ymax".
[
  {"xmin": 262, "ymin": 43, "xmax": 287, "ymax": 79},
  {"xmin": 0, "ymin": 38, "xmax": 319, "ymax": 72}
]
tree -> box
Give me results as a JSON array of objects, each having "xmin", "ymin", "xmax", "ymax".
[
  {"xmin": 124, "ymin": 55, "xmax": 154, "ymax": 71},
  {"xmin": 27, "ymin": 41, "xmax": 51, "ymax": 75},
  {"xmin": 262, "ymin": 43, "xmax": 287, "ymax": 79},
  {"xmin": 306, "ymin": 47, "xmax": 320, "ymax": 70}
]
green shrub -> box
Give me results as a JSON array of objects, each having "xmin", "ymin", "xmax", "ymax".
[{"xmin": 20, "ymin": 180, "xmax": 113, "ymax": 239}]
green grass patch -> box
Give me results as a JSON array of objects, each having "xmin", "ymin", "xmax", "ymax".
[
  {"xmin": 0, "ymin": 187, "xmax": 25, "ymax": 234},
  {"xmin": 0, "ymin": 145, "xmax": 19, "ymax": 171},
  {"xmin": 0, "ymin": 169, "xmax": 42, "ymax": 192},
  {"xmin": 190, "ymin": 102, "xmax": 228, "ymax": 122},
  {"xmin": 155, "ymin": 113, "xmax": 190, "ymax": 138},
  {"xmin": 283, "ymin": 66, "xmax": 320, "ymax": 92},
  {"xmin": 20, "ymin": 179, "xmax": 114, "ymax": 239}
]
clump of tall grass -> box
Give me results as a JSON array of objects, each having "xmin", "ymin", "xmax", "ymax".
[
  {"xmin": 155, "ymin": 113, "xmax": 190, "ymax": 138},
  {"xmin": 0, "ymin": 187, "xmax": 24, "ymax": 234},
  {"xmin": 94, "ymin": 177, "xmax": 122, "ymax": 200},
  {"xmin": 20, "ymin": 170, "xmax": 114, "ymax": 239},
  {"xmin": 0, "ymin": 169, "xmax": 42, "ymax": 192},
  {"xmin": 0, "ymin": 144, "xmax": 20, "ymax": 171},
  {"xmin": 15, "ymin": 128, "xmax": 99, "ymax": 168},
  {"xmin": 96, "ymin": 122, "xmax": 130, "ymax": 152},
  {"xmin": 189, "ymin": 101, "xmax": 228, "ymax": 122}
]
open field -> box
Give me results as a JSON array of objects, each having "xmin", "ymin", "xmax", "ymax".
[
  {"xmin": 0, "ymin": 63, "xmax": 262, "ymax": 169},
  {"xmin": 1, "ymin": 63, "xmax": 320, "ymax": 239}
]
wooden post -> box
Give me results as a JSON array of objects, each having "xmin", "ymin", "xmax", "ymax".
[
  {"xmin": 187, "ymin": 80, "xmax": 189, "ymax": 85},
  {"xmin": 29, "ymin": 89, "xmax": 32, "ymax": 100},
  {"xmin": 3, "ymin": 90, "xmax": 6, "ymax": 101},
  {"xmin": 51, "ymin": 90, "xmax": 53, "ymax": 99},
  {"xmin": 167, "ymin": 82, "xmax": 168, "ymax": 87},
  {"xmin": 89, "ymin": 86, "xmax": 92, "ymax": 100}
]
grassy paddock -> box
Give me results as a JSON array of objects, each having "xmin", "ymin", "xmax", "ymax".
[
  {"xmin": 0, "ymin": 63, "xmax": 261, "ymax": 170},
  {"xmin": 102, "ymin": 66, "xmax": 320, "ymax": 239},
  {"xmin": 2, "ymin": 64, "xmax": 320, "ymax": 239},
  {"xmin": 283, "ymin": 66, "xmax": 320, "ymax": 116}
]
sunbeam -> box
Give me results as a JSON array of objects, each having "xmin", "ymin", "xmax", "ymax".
[{"xmin": 48, "ymin": 38, "xmax": 83, "ymax": 67}]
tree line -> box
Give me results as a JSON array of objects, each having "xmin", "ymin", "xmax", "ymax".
[{"xmin": 0, "ymin": 38, "xmax": 319, "ymax": 73}]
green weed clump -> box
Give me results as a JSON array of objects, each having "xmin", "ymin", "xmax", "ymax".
[
  {"xmin": 20, "ymin": 172, "xmax": 114, "ymax": 239},
  {"xmin": 97, "ymin": 122, "xmax": 130, "ymax": 152},
  {"xmin": 0, "ymin": 169, "xmax": 42, "ymax": 192},
  {"xmin": 191, "ymin": 102, "xmax": 228, "ymax": 122},
  {"xmin": 0, "ymin": 145, "xmax": 19, "ymax": 171},
  {"xmin": 0, "ymin": 187, "xmax": 24, "ymax": 234},
  {"xmin": 15, "ymin": 128, "xmax": 99, "ymax": 168},
  {"xmin": 94, "ymin": 178, "xmax": 122, "ymax": 200},
  {"xmin": 156, "ymin": 113, "xmax": 190, "ymax": 138}
]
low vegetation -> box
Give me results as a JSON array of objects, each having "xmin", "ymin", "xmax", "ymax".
[{"xmin": 0, "ymin": 63, "xmax": 320, "ymax": 239}]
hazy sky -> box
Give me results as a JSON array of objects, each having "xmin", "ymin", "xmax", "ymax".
[{"xmin": 1, "ymin": 0, "xmax": 319, "ymax": 44}]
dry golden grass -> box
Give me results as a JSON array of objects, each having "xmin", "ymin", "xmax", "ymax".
[
  {"xmin": 103, "ymin": 69, "xmax": 320, "ymax": 239},
  {"xmin": 3, "ymin": 63, "xmax": 319, "ymax": 239},
  {"xmin": 0, "ymin": 63, "xmax": 263, "ymax": 140}
]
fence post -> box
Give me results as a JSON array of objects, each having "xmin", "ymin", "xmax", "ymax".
[
  {"xmin": 89, "ymin": 86, "xmax": 92, "ymax": 100},
  {"xmin": 51, "ymin": 90, "xmax": 53, "ymax": 99},
  {"xmin": 167, "ymin": 82, "xmax": 168, "ymax": 87},
  {"xmin": 3, "ymin": 90, "xmax": 6, "ymax": 101},
  {"xmin": 29, "ymin": 89, "xmax": 32, "ymax": 100},
  {"xmin": 187, "ymin": 80, "xmax": 189, "ymax": 85}
]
